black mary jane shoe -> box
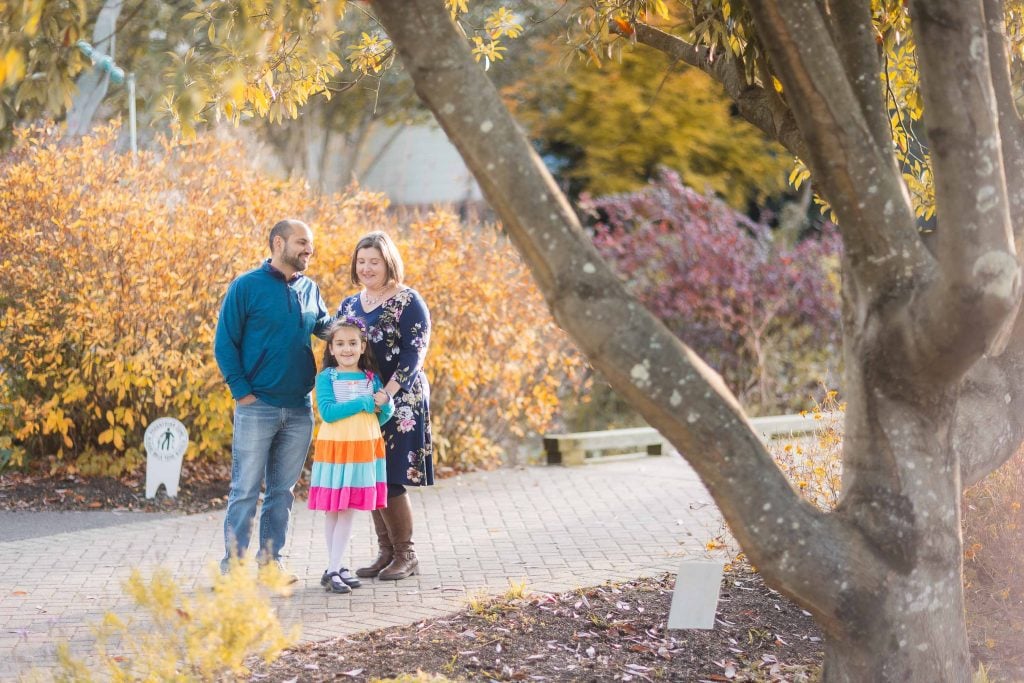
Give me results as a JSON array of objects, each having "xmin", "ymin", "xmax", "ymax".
[
  {"xmin": 324, "ymin": 572, "xmax": 352, "ymax": 594},
  {"xmin": 338, "ymin": 568, "xmax": 362, "ymax": 588}
]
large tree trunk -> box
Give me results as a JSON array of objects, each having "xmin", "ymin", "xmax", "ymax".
[
  {"xmin": 829, "ymin": 350, "xmax": 970, "ymax": 679},
  {"xmin": 823, "ymin": 563, "xmax": 970, "ymax": 680},
  {"xmin": 368, "ymin": 1, "xmax": 1022, "ymax": 679}
]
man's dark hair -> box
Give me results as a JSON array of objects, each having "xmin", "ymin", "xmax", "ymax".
[{"xmin": 268, "ymin": 219, "xmax": 302, "ymax": 251}]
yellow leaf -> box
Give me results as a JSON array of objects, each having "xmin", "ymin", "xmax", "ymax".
[
  {"xmin": 23, "ymin": 10, "xmax": 42, "ymax": 37},
  {"xmin": 2, "ymin": 49, "xmax": 25, "ymax": 87}
]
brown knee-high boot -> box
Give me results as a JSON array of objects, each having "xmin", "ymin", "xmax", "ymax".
[
  {"xmin": 356, "ymin": 509, "xmax": 394, "ymax": 578},
  {"xmin": 378, "ymin": 493, "xmax": 418, "ymax": 580}
]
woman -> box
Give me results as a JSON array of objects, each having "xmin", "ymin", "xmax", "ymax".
[{"xmin": 338, "ymin": 231, "xmax": 433, "ymax": 581}]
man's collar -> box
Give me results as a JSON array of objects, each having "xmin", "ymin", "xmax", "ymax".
[{"xmin": 262, "ymin": 258, "xmax": 304, "ymax": 283}]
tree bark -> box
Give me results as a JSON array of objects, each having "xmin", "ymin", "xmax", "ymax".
[
  {"xmin": 630, "ymin": 0, "xmax": 1024, "ymax": 492},
  {"xmin": 367, "ymin": 1, "xmax": 1024, "ymax": 679},
  {"xmin": 368, "ymin": 0, "xmax": 883, "ymax": 630}
]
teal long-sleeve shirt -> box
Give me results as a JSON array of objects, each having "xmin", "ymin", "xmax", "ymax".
[
  {"xmin": 213, "ymin": 261, "xmax": 333, "ymax": 408},
  {"xmin": 315, "ymin": 369, "xmax": 394, "ymax": 425}
]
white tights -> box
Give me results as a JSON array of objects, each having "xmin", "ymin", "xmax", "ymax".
[{"xmin": 323, "ymin": 509, "xmax": 356, "ymax": 572}]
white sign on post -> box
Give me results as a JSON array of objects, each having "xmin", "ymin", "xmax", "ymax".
[
  {"xmin": 667, "ymin": 560, "xmax": 725, "ymax": 630},
  {"xmin": 144, "ymin": 417, "xmax": 188, "ymax": 498}
]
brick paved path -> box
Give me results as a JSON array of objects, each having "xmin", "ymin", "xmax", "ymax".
[{"xmin": 0, "ymin": 455, "xmax": 724, "ymax": 681}]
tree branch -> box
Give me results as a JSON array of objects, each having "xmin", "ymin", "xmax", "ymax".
[
  {"xmin": 982, "ymin": 0, "xmax": 1024, "ymax": 245},
  {"xmin": 630, "ymin": 23, "xmax": 808, "ymax": 161},
  {"xmin": 952, "ymin": 0, "xmax": 1024, "ymax": 486},
  {"xmin": 744, "ymin": 0, "xmax": 924, "ymax": 304},
  {"xmin": 828, "ymin": 0, "xmax": 891, "ymax": 151},
  {"xmin": 370, "ymin": 0, "xmax": 888, "ymax": 637},
  {"xmin": 956, "ymin": 322, "xmax": 1024, "ymax": 486},
  {"xmin": 905, "ymin": 0, "xmax": 1021, "ymax": 380}
]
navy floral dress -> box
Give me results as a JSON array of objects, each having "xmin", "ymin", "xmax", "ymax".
[{"xmin": 338, "ymin": 288, "xmax": 433, "ymax": 487}]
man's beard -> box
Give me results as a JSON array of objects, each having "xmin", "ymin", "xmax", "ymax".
[{"xmin": 283, "ymin": 248, "xmax": 309, "ymax": 273}]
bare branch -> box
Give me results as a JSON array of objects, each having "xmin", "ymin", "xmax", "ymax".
[
  {"xmin": 829, "ymin": 0, "xmax": 891, "ymax": 151},
  {"xmin": 630, "ymin": 23, "xmax": 808, "ymax": 161},
  {"xmin": 744, "ymin": 0, "xmax": 924, "ymax": 299}
]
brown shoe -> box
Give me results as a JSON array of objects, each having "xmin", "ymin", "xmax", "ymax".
[
  {"xmin": 378, "ymin": 493, "xmax": 419, "ymax": 581},
  {"xmin": 356, "ymin": 509, "xmax": 394, "ymax": 578}
]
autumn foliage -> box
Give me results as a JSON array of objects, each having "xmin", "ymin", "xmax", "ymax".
[
  {"xmin": 306, "ymin": 210, "xmax": 583, "ymax": 472},
  {"xmin": 585, "ymin": 170, "xmax": 842, "ymax": 414},
  {"xmin": 0, "ymin": 125, "xmax": 577, "ymax": 475},
  {"xmin": 56, "ymin": 562, "xmax": 297, "ymax": 679},
  {"xmin": 505, "ymin": 42, "xmax": 792, "ymax": 208}
]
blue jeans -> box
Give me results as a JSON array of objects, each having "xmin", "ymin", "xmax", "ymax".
[{"xmin": 222, "ymin": 399, "xmax": 313, "ymax": 567}]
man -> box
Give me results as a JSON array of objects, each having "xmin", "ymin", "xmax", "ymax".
[{"xmin": 214, "ymin": 218, "xmax": 333, "ymax": 578}]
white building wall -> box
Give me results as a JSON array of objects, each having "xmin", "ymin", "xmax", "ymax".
[{"xmin": 357, "ymin": 123, "xmax": 483, "ymax": 206}]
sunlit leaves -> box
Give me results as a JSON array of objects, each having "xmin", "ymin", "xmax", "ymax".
[
  {"xmin": 0, "ymin": 0, "xmax": 89, "ymax": 135},
  {"xmin": 446, "ymin": 0, "xmax": 470, "ymax": 21},
  {"xmin": 170, "ymin": 0, "xmax": 347, "ymax": 130},
  {"xmin": 346, "ymin": 32, "xmax": 392, "ymax": 74},
  {"xmin": 771, "ymin": 391, "xmax": 845, "ymax": 510},
  {"xmin": 506, "ymin": 42, "xmax": 791, "ymax": 206},
  {"xmin": 0, "ymin": 124, "xmax": 581, "ymax": 474},
  {"xmin": 0, "ymin": 124, "xmax": 348, "ymax": 473},
  {"xmin": 57, "ymin": 566, "xmax": 298, "ymax": 679},
  {"xmin": 787, "ymin": 160, "xmax": 811, "ymax": 191},
  {"xmin": 0, "ymin": 0, "xmax": 527, "ymax": 140},
  {"xmin": 1, "ymin": 48, "xmax": 26, "ymax": 87},
  {"xmin": 471, "ymin": 35, "xmax": 506, "ymax": 69},
  {"xmin": 448, "ymin": 3, "xmax": 520, "ymax": 72},
  {"xmin": 570, "ymin": 0, "xmax": 997, "ymax": 226},
  {"xmin": 484, "ymin": 7, "xmax": 523, "ymax": 40},
  {"xmin": 904, "ymin": 156, "xmax": 935, "ymax": 222}
]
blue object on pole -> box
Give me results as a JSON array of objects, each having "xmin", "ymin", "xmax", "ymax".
[
  {"xmin": 75, "ymin": 39, "xmax": 125, "ymax": 85},
  {"xmin": 75, "ymin": 40, "xmax": 93, "ymax": 59},
  {"xmin": 72, "ymin": 38, "xmax": 135, "ymax": 155}
]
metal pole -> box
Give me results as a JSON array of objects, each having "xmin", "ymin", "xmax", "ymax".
[{"xmin": 127, "ymin": 72, "xmax": 137, "ymax": 157}]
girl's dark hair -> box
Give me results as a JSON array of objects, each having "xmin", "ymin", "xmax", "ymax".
[{"xmin": 321, "ymin": 318, "xmax": 380, "ymax": 376}]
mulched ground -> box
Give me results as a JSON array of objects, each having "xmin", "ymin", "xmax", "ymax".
[
  {"xmin": 0, "ymin": 461, "xmax": 236, "ymax": 514},
  {"xmin": 253, "ymin": 562, "xmax": 823, "ymax": 683}
]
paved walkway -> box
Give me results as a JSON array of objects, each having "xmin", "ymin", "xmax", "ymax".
[{"xmin": 0, "ymin": 455, "xmax": 724, "ymax": 681}]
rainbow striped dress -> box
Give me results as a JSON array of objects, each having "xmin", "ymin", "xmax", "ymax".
[{"xmin": 308, "ymin": 368, "xmax": 393, "ymax": 511}]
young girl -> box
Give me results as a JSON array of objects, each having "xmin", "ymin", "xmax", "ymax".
[{"xmin": 309, "ymin": 318, "xmax": 394, "ymax": 594}]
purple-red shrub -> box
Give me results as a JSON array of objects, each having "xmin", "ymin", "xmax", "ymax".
[{"xmin": 584, "ymin": 170, "xmax": 842, "ymax": 413}]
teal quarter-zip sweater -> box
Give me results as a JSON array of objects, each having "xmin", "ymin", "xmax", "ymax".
[{"xmin": 214, "ymin": 260, "xmax": 333, "ymax": 408}]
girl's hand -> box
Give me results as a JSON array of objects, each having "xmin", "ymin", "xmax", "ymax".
[{"xmin": 373, "ymin": 390, "xmax": 389, "ymax": 407}]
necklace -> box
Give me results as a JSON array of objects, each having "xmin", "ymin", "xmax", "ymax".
[{"xmin": 363, "ymin": 286, "xmax": 391, "ymax": 308}]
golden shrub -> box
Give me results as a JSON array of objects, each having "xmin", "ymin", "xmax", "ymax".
[
  {"xmin": 0, "ymin": 124, "xmax": 579, "ymax": 475},
  {"xmin": 311, "ymin": 209, "xmax": 584, "ymax": 471},
  {"xmin": 54, "ymin": 562, "xmax": 298, "ymax": 681}
]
